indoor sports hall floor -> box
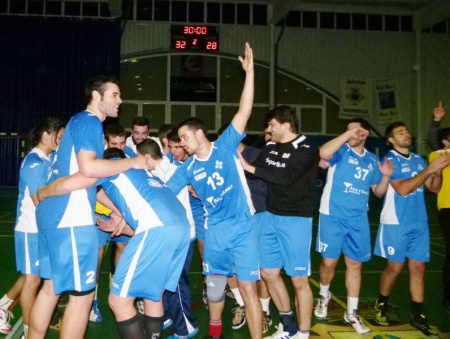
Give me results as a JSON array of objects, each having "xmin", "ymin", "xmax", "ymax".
[{"xmin": 1, "ymin": 187, "xmax": 449, "ymax": 338}]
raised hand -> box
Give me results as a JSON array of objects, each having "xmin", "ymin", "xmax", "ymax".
[
  {"xmin": 433, "ymin": 101, "xmax": 445, "ymax": 121},
  {"xmin": 238, "ymin": 42, "xmax": 254, "ymax": 73},
  {"xmin": 378, "ymin": 158, "xmax": 393, "ymax": 177}
]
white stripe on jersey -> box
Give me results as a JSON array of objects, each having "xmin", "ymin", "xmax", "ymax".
[
  {"xmin": 71, "ymin": 227, "xmax": 82, "ymax": 291},
  {"xmin": 318, "ymin": 163, "xmax": 337, "ymax": 216},
  {"xmin": 380, "ymin": 185, "xmax": 399, "ymax": 225}
]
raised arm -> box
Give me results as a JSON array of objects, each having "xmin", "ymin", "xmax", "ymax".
[
  {"xmin": 391, "ymin": 154, "xmax": 449, "ymax": 196},
  {"xmin": 371, "ymin": 159, "xmax": 393, "ymax": 197},
  {"xmin": 427, "ymin": 101, "xmax": 445, "ymax": 151},
  {"xmin": 320, "ymin": 127, "xmax": 368, "ymax": 161},
  {"xmin": 231, "ymin": 42, "xmax": 254, "ymax": 135}
]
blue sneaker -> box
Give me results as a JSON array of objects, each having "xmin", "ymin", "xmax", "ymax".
[
  {"xmin": 163, "ymin": 318, "xmax": 173, "ymax": 329},
  {"xmin": 89, "ymin": 300, "xmax": 103, "ymax": 323},
  {"xmin": 167, "ymin": 327, "xmax": 199, "ymax": 338}
]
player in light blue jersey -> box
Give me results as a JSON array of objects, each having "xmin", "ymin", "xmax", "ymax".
[
  {"xmin": 29, "ymin": 75, "xmax": 147, "ymax": 339},
  {"xmin": 373, "ymin": 121, "xmax": 448, "ymax": 337},
  {"xmin": 0, "ymin": 118, "xmax": 64, "ymax": 337},
  {"xmin": 37, "ymin": 146, "xmax": 190, "ymax": 339},
  {"xmin": 167, "ymin": 43, "xmax": 262, "ymax": 339},
  {"xmin": 314, "ymin": 118, "xmax": 392, "ymax": 335}
]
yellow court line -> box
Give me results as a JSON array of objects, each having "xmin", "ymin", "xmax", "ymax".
[{"xmin": 309, "ymin": 276, "xmax": 391, "ymax": 338}]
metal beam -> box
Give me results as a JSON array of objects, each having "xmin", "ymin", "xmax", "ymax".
[
  {"xmin": 414, "ymin": 0, "xmax": 450, "ymax": 30},
  {"xmin": 268, "ymin": 0, "xmax": 299, "ymax": 25}
]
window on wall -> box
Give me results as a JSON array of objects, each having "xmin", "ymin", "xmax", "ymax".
[
  {"xmin": 222, "ymin": 3, "xmax": 235, "ymax": 24},
  {"xmin": 137, "ymin": 0, "xmax": 152, "ymax": 20},
  {"xmin": 28, "ymin": 1, "xmax": 44, "ymax": 15},
  {"xmin": 154, "ymin": 0, "xmax": 169, "ymax": 21},
  {"xmin": 65, "ymin": 2, "xmax": 81, "ymax": 16},
  {"xmin": 237, "ymin": 4, "xmax": 250, "ymax": 25},
  {"xmin": 352, "ymin": 13, "xmax": 366, "ymax": 30},
  {"xmin": 286, "ymin": 11, "xmax": 301, "ymax": 27},
  {"xmin": 368, "ymin": 14, "xmax": 382, "ymax": 31},
  {"xmin": 10, "ymin": 0, "xmax": 26, "ymax": 14},
  {"xmin": 143, "ymin": 104, "xmax": 166, "ymax": 130},
  {"xmin": 189, "ymin": 2, "xmax": 204, "ymax": 23},
  {"xmin": 336, "ymin": 13, "xmax": 350, "ymax": 29},
  {"xmin": 83, "ymin": 2, "xmax": 99, "ymax": 17},
  {"xmin": 207, "ymin": 2, "xmax": 220, "ymax": 23},
  {"xmin": 385, "ymin": 15, "xmax": 399, "ymax": 31},
  {"xmin": 303, "ymin": 11, "xmax": 317, "ymax": 28},
  {"xmin": 253, "ymin": 4, "xmax": 266, "ymax": 26},
  {"xmin": 320, "ymin": 12, "xmax": 334, "ymax": 29},
  {"xmin": 195, "ymin": 105, "xmax": 216, "ymax": 129},
  {"xmin": 172, "ymin": 1, "xmax": 187, "ymax": 22},
  {"xmin": 119, "ymin": 103, "xmax": 139, "ymax": 129}
]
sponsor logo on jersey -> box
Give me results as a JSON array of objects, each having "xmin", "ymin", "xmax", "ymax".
[
  {"xmin": 282, "ymin": 153, "xmax": 291, "ymax": 159},
  {"xmin": 348, "ymin": 156, "xmax": 358, "ymax": 165},
  {"xmin": 250, "ymin": 271, "xmax": 259, "ymax": 275},
  {"xmin": 205, "ymin": 184, "xmax": 233, "ymax": 208},
  {"xmin": 270, "ymin": 150, "xmax": 278, "ymax": 155},
  {"xmin": 265, "ymin": 157, "xmax": 286, "ymax": 168},
  {"xmin": 195, "ymin": 172, "xmax": 207, "ymax": 181},
  {"xmin": 343, "ymin": 182, "xmax": 368, "ymax": 195},
  {"xmin": 294, "ymin": 266, "xmax": 307, "ymax": 271},
  {"xmin": 367, "ymin": 163, "xmax": 374, "ymax": 171},
  {"xmin": 147, "ymin": 179, "xmax": 163, "ymax": 188},
  {"xmin": 193, "ymin": 167, "xmax": 205, "ymax": 175},
  {"xmin": 300, "ymin": 144, "xmax": 310, "ymax": 148},
  {"xmin": 30, "ymin": 162, "xmax": 40, "ymax": 168},
  {"xmin": 401, "ymin": 167, "xmax": 410, "ymax": 173},
  {"xmin": 215, "ymin": 160, "xmax": 223, "ymax": 169}
]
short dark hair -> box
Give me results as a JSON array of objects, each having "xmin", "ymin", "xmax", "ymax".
[
  {"xmin": 104, "ymin": 124, "xmax": 126, "ymax": 142},
  {"xmin": 131, "ymin": 116, "xmax": 150, "ymax": 129},
  {"xmin": 167, "ymin": 128, "xmax": 181, "ymax": 143},
  {"xmin": 137, "ymin": 139, "xmax": 162, "ymax": 159},
  {"xmin": 178, "ymin": 117, "xmax": 208, "ymax": 136},
  {"xmin": 85, "ymin": 75, "xmax": 119, "ymax": 103},
  {"xmin": 385, "ymin": 121, "xmax": 406, "ymax": 140},
  {"xmin": 348, "ymin": 118, "xmax": 371, "ymax": 132},
  {"xmin": 104, "ymin": 147, "xmax": 126, "ymax": 160},
  {"xmin": 158, "ymin": 124, "xmax": 176, "ymax": 144},
  {"xmin": 265, "ymin": 105, "xmax": 299, "ymax": 134},
  {"xmin": 437, "ymin": 127, "xmax": 450, "ymax": 149}
]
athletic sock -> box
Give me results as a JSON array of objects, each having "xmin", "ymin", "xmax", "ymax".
[
  {"xmin": 94, "ymin": 284, "xmax": 99, "ymax": 300},
  {"xmin": 411, "ymin": 301, "xmax": 424, "ymax": 317},
  {"xmin": 117, "ymin": 315, "xmax": 145, "ymax": 339},
  {"xmin": 260, "ymin": 297, "xmax": 271, "ymax": 314},
  {"xmin": 0, "ymin": 294, "xmax": 14, "ymax": 310},
  {"xmin": 347, "ymin": 296, "xmax": 359, "ymax": 314},
  {"xmin": 319, "ymin": 283, "xmax": 330, "ymax": 298},
  {"xmin": 23, "ymin": 324, "xmax": 28, "ymax": 339},
  {"xmin": 231, "ymin": 287, "xmax": 245, "ymax": 307},
  {"xmin": 143, "ymin": 315, "xmax": 164, "ymax": 339},
  {"xmin": 209, "ymin": 319, "xmax": 222, "ymax": 338},
  {"xmin": 377, "ymin": 293, "xmax": 389, "ymax": 307},
  {"xmin": 280, "ymin": 311, "xmax": 297, "ymax": 336}
]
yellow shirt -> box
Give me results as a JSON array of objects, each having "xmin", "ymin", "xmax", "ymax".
[
  {"xmin": 429, "ymin": 150, "xmax": 450, "ymax": 210},
  {"xmin": 95, "ymin": 202, "xmax": 112, "ymax": 217}
]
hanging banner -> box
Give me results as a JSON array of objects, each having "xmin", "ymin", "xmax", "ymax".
[
  {"xmin": 374, "ymin": 78, "xmax": 400, "ymax": 124},
  {"xmin": 339, "ymin": 77, "xmax": 372, "ymax": 119}
]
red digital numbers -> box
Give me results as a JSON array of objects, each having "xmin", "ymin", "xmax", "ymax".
[
  {"xmin": 175, "ymin": 40, "xmax": 186, "ymax": 49},
  {"xmin": 206, "ymin": 42, "xmax": 218, "ymax": 50},
  {"xmin": 183, "ymin": 26, "xmax": 208, "ymax": 35}
]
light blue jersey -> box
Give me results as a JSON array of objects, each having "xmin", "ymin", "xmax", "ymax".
[
  {"xmin": 380, "ymin": 150, "xmax": 428, "ymax": 225},
  {"xmin": 36, "ymin": 111, "xmax": 104, "ymax": 230},
  {"xmin": 167, "ymin": 124, "xmax": 255, "ymax": 229},
  {"xmin": 320, "ymin": 143, "xmax": 382, "ymax": 218},
  {"xmin": 97, "ymin": 168, "xmax": 190, "ymax": 235},
  {"xmin": 15, "ymin": 148, "xmax": 52, "ymax": 233}
]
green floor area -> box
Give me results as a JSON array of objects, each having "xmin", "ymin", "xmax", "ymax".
[{"xmin": 1, "ymin": 188, "xmax": 449, "ymax": 338}]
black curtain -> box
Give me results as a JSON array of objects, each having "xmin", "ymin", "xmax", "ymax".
[{"xmin": 0, "ymin": 15, "xmax": 121, "ymax": 186}]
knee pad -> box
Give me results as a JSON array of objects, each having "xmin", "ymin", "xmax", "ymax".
[{"xmin": 206, "ymin": 274, "xmax": 227, "ymax": 303}]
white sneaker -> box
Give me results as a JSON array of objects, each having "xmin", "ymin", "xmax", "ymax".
[
  {"xmin": 0, "ymin": 308, "xmax": 12, "ymax": 334},
  {"xmin": 343, "ymin": 310, "xmax": 371, "ymax": 335},
  {"xmin": 314, "ymin": 292, "xmax": 331, "ymax": 319},
  {"xmin": 264, "ymin": 322, "xmax": 300, "ymax": 339}
]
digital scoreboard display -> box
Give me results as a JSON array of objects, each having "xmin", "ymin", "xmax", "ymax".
[{"xmin": 170, "ymin": 25, "xmax": 219, "ymax": 51}]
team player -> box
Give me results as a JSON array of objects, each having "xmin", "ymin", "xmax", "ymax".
[
  {"xmin": 137, "ymin": 139, "xmax": 199, "ymax": 338},
  {"xmin": 314, "ymin": 118, "xmax": 393, "ymax": 335},
  {"xmin": 28, "ymin": 75, "xmax": 147, "ymax": 339},
  {"xmin": 90, "ymin": 123, "xmax": 135, "ymax": 323},
  {"xmin": 37, "ymin": 146, "xmax": 190, "ymax": 339},
  {"xmin": 429, "ymin": 124, "xmax": 450, "ymax": 312},
  {"xmin": 240, "ymin": 105, "xmax": 319, "ymax": 339},
  {"xmin": 0, "ymin": 119, "xmax": 64, "ymax": 338},
  {"xmin": 125, "ymin": 116, "xmax": 162, "ymax": 155},
  {"xmin": 373, "ymin": 121, "xmax": 448, "ymax": 337},
  {"xmin": 167, "ymin": 42, "xmax": 263, "ymax": 339}
]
